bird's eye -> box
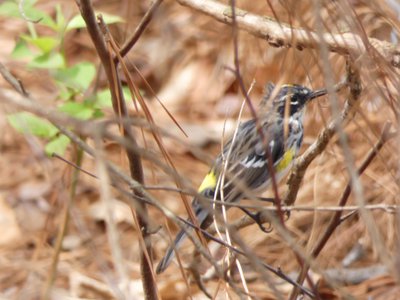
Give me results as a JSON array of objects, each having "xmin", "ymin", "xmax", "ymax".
[{"xmin": 287, "ymin": 95, "xmax": 298, "ymax": 105}]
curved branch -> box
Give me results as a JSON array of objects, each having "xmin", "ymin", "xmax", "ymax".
[{"xmin": 175, "ymin": 0, "xmax": 400, "ymax": 68}]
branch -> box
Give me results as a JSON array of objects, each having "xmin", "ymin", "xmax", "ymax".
[
  {"xmin": 283, "ymin": 79, "xmax": 348, "ymax": 207},
  {"xmin": 289, "ymin": 122, "xmax": 394, "ymax": 299},
  {"xmin": 117, "ymin": 0, "xmax": 163, "ymax": 61},
  {"xmin": 75, "ymin": 1, "xmax": 157, "ymax": 298},
  {"xmin": 0, "ymin": 62, "xmax": 28, "ymax": 96},
  {"xmin": 175, "ymin": 0, "xmax": 400, "ymax": 68}
]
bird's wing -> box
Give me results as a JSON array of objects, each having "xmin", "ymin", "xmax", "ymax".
[
  {"xmin": 192, "ymin": 117, "xmax": 287, "ymax": 220},
  {"xmin": 212, "ymin": 118, "xmax": 285, "ymax": 202}
]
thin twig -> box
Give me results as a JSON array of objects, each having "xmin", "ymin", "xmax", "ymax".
[
  {"xmin": 116, "ymin": 0, "xmax": 163, "ymax": 62},
  {"xmin": 176, "ymin": 216, "xmax": 315, "ymax": 298},
  {"xmin": 50, "ymin": 154, "xmax": 400, "ymax": 216},
  {"xmin": 228, "ymin": 0, "xmax": 284, "ymax": 220},
  {"xmin": 42, "ymin": 148, "xmax": 83, "ymax": 300},
  {"xmin": 288, "ymin": 57, "xmax": 361, "ymax": 300},
  {"xmin": 93, "ymin": 134, "xmax": 129, "ymax": 295},
  {"xmin": 227, "ymin": 2, "xmax": 296, "ymax": 297},
  {"xmin": 284, "ymin": 80, "xmax": 347, "ymax": 207},
  {"xmin": 53, "ymin": 153, "xmax": 97, "ymax": 179},
  {"xmin": 290, "ymin": 122, "xmax": 393, "ymax": 299},
  {"xmin": 0, "ymin": 62, "xmax": 28, "ymax": 96},
  {"xmin": 228, "ymin": 8, "xmax": 305, "ymax": 294}
]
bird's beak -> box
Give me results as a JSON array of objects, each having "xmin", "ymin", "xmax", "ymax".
[{"xmin": 308, "ymin": 88, "xmax": 328, "ymax": 101}]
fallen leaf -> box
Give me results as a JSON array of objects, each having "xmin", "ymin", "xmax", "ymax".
[
  {"xmin": 0, "ymin": 196, "xmax": 22, "ymax": 246},
  {"xmin": 88, "ymin": 198, "xmax": 133, "ymax": 225}
]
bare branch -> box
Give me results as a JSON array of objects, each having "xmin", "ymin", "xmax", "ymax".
[
  {"xmin": 284, "ymin": 80, "xmax": 348, "ymax": 207},
  {"xmin": 290, "ymin": 122, "xmax": 394, "ymax": 299},
  {"xmin": 0, "ymin": 62, "xmax": 28, "ymax": 96},
  {"xmin": 175, "ymin": 0, "xmax": 400, "ymax": 68},
  {"xmin": 75, "ymin": 1, "xmax": 157, "ymax": 298},
  {"xmin": 117, "ymin": 0, "xmax": 163, "ymax": 61}
]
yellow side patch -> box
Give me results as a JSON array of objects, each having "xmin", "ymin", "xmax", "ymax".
[
  {"xmin": 276, "ymin": 147, "xmax": 296, "ymax": 172},
  {"xmin": 198, "ymin": 170, "xmax": 217, "ymax": 193}
]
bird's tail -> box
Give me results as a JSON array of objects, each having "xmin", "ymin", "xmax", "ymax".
[
  {"xmin": 156, "ymin": 208, "xmax": 209, "ymax": 274},
  {"xmin": 156, "ymin": 228, "xmax": 187, "ymax": 274}
]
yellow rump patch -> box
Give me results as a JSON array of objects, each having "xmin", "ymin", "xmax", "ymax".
[
  {"xmin": 276, "ymin": 147, "xmax": 296, "ymax": 172},
  {"xmin": 198, "ymin": 170, "xmax": 217, "ymax": 193}
]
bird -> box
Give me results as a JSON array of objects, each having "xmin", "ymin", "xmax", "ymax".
[{"xmin": 156, "ymin": 83, "xmax": 327, "ymax": 274}]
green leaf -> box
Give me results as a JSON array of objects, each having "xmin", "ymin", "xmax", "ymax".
[
  {"xmin": 95, "ymin": 89, "xmax": 113, "ymax": 107},
  {"xmin": 122, "ymin": 86, "xmax": 133, "ymax": 101},
  {"xmin": 0, "ymin": 0, "xmax": 37, "ymax": 17},
  {"xmin": 54, "ymin": 62, "xmax": 96, "ymax": 91},
  {"xmin": 58, "ymin": 87, "xmax": 75, "ymax": 101},
  {"xmin": 28, "ymin": 52, "xmax": 65, "ymax": 69},
  {"xmin": 7, "ymin": 112, "xmax": 58, "ymax": 138},
  {"xmin": 92, "ymin": 108, "xmax": 104, "ymax": 118},
  {"xmin": 21, "ymin": 35, "xmax": 58, "ymax": 53},
  {"xmin": 0, "ymin": 1, "xmax": 20, "ymax": 17},
  {"xmin": 66, "ymin": 12, "xmax": 124, "ymax": 31},
  {"xmin": 45, "ymin": 134, "xmax": 70, "ymax": 156},
  {"xmin": 0, "ymin": 0, "xmax": 56, "ymax": 28},
  {"xmin": 94, "ymin": 87, "xmax": 131, "ymax": 108},
  {"xmin": 59, "ymin": 102, "xmax": 94, "ymax": 120},
  {"xmin": 55, "ymin": 4, "xmax": 65, "ymax": 32},
  {"xmin": 11, "ymin": 40, "xmax": 34, "ymax": 59}
]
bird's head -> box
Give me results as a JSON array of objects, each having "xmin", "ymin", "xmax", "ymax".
[{"xmin": 263, "ymin": 83, "xmax": 327, "ymax": 118}]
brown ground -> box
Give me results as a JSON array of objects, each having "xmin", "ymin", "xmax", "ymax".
[{"xmin": 0, "ymin": 0, "xmax": 399, "ymax": 299}]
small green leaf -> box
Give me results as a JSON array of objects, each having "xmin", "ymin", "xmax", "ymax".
[
  {"xmin": 122, "ymin": 86, "xmax": 133, "ymax": 101},
  {"xmin": 0, "ymin": 1, "xmax": 19, "ymax": 17},
  {"xmin": 0, "ymin": 0, "xmax": 37, "ymax": 17},
  {"xmin": 0, "ymin": 0, "xmax": 55, "ymax": 28},
  {"xmin": 92, "ymin": 108, "xmax": 104, "ymax": 118},
  {"xmin": 8, "ymin": 112, "xmax": 58, "ymax": 138},
  {"xmin": 55, "ymin": 4, "xmax": 65, "ymax": 32},
  {"xmin": 29, "ymin": 52, "xmax": 65, "ymax": 69},
  {"xmin": 95, "ymin": 89, "xmax": 113, "ymax": 107},
  {"xmin": 11, "ymin": 40, "xmax": 33, "ymax": 59},
  {"xmin": 66, "ymin": 12, "xmax": 124, "ymax": 31},
  {"xmin": 54, "ymin": 62, "xmax": 96, "ymax": 91},
  {"xmin": 45, "ymin": 134, "xmax": 70, "ymax": 156},
  {"xmin": 94, "ymin": 87, "xmax": 132, "ymax": 108},
  {"xmin": 59, "ymin": 102, "xmax": 94, "ymax": 120},
  {"xmin": 58, "ymin": 87, "xmax": 75, "ymax": 101},
  {"xmin": 21, "ymin": 35, "xmax": 58, "ymax": 53}
]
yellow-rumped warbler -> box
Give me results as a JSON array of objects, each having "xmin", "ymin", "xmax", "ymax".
[{"xmin": 156, "ymin": 83, "xmax": 327, "ymax": 274}]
